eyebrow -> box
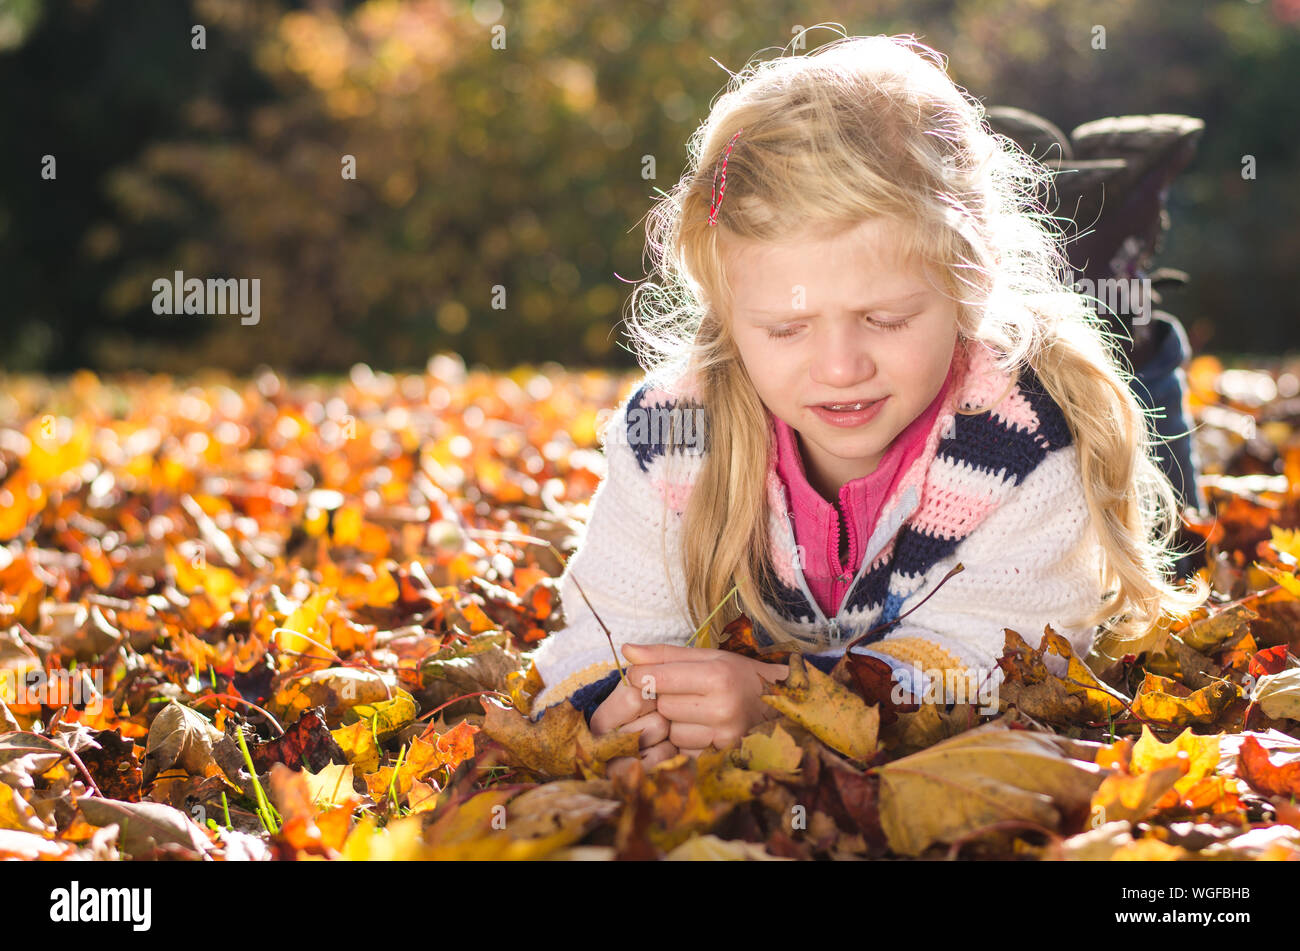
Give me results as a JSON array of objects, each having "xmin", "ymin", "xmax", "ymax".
[{"xmin": 746, "ymin": 290, "xmax": 928, "ymax": 317}]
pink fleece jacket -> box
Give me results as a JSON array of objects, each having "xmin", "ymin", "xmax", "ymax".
[{"xmin": 773, "ymin": 357, "xmax": 958, "ymax": 618}]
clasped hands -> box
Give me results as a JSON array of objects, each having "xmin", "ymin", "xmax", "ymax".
[{"xmin": 589, "ymin": 643, "xmax": 789, "ymax": 782}]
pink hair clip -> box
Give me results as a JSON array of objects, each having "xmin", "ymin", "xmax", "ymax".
[{"xmin": 708, "ymin": 128, "xmax": 744, "ymax": 226}]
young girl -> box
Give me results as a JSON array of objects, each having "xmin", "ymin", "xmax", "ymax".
[{"xmin": 527, "ymin": 33, "xmax": 1208, "ymax": 770}]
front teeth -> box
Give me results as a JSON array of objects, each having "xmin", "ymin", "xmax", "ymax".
[{"xmin": 826, "ymin": 402, "xmax": 865, "ymax": 411}]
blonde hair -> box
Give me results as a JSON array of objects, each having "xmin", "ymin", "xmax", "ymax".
[{"xmin": 620, "ymin": 30, "xmax": 1208, "ymax": 656}]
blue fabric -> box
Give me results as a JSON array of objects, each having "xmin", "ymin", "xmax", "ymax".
[
  {"xmin": 566, "ymin": 670, "xmax": 621, "ymax": 724},
  {"xmin": 1128, "ymin": 314, "xmax": 1204, "ymax": 514}
]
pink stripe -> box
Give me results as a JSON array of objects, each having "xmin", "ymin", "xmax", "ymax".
[
  {"xmin": 910, "ymin": 484, "xmax": 1000, "ymax": 540},
  {"xmin": 652, "ymin": 478, "xmax": 694, "ymax": 512}
]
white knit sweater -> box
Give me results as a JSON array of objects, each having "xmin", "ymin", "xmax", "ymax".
[{"xmin": 529, "ymin": 342, "xmax": 1109, "ymax": 717}]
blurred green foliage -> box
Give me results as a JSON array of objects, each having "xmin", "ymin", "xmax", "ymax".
[{"xmin": 1, "ymin": 0, "xmax": 1297, "ymax": 373}]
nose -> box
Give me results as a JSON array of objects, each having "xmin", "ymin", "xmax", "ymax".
[{"xmin": 809, "ymin": 319, "xmax": 876, "ymax": 388}]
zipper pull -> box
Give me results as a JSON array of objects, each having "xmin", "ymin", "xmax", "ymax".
[{"xmin": 827, "ymin": 618, "xmax": 841, "ymax": 642}]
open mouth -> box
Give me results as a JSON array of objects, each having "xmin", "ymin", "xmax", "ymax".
[
  {"xmin": 810, "ymin": 397, "xmax": 889, "ymax": 426},
  {"xmin": 819, "ymin": 400, "xmax": 879, "ymax": 411}
]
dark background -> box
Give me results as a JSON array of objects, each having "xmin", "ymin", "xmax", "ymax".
[{"xmin": 1, "ymin": 0, "xmax": 1296, "ymax": 375}]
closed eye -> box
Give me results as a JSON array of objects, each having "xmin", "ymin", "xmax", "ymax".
[{"xmin": 764, "ymin": 314, "xmax": 915, "ymax": 339}]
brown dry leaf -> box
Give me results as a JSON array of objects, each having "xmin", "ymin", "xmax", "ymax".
[
  {"xmin": 873, "ymin": 722, "xmax": 1106, "ymax": 857},
  {"xmin": 1179, "ymin": 602, "xmax": 1259, "ymax": 653},
  {"xmin": 997, "ymin": 627, "xmax": 1129, "ymax": 725},
  {"xmin": 761, "ymin": 653, "xmax": 879, "ymax": 762},
  {"xmin": 482, "ymin": 698, "xmax": 638, "ymax": 780},
  {"xmin": 141, "ymin": 700, "xmax": 225, "ymax": 785},
  {"xmin": 1147, "ymin": 634, "xmax": 1221, "ymax": 690},
  {"xmin": 419, "ymin": 631, "xmax": 518, "ymax": 709},
  {"xmin": 505, "ymin": 778, "xmax": 620, "ymax": 839},
  {"xmin": 883, "ymin": 700, "xmax": 980, "ymax": 755},
  {"xmin": 78, "ymin": 797, "xmax": 214, "ymax": 857}
]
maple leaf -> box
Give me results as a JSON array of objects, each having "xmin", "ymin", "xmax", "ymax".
[
  {"xmin": 760, "ymin": 653, "xmax": 879, "ymax": 762},
  {"xmin": 481, "ymin": 698, "xmax": 638, "ymax": 780}
]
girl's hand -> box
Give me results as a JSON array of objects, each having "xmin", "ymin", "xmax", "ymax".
[
  {"xmin": 590, "ymin": 678, "xmax": 678, "ymax": 780},
  {"xmin": 622, "ymin": 643, "xmax": 789, "ymax": 757}
]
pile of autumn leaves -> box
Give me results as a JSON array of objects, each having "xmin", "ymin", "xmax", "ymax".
[{"xmin": 3, "ymin": 361, "xmax": 1300, "ymax": 860}]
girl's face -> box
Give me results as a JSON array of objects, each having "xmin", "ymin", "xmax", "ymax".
[{"xmin": 723, "ymin": 217, "xmax": 961, "ymax": 500}]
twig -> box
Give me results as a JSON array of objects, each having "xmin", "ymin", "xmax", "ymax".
[
  {"xmin": 842, "ymin": 563, "xmax": 965, "ymax": 655},
  {"xmin": 415, "ymin": 690, "xmax": 514, "ymax": 725},
  {"xmin": 3, "ymin": 742, "xmax": 103, "ymax": 798},
  {"xmin": 190, "ymin": 693, "xmax": 286, "ymax": 736},
  {"xmin": 460, "ymin": 527, "xmax": 631, "ymax": 687},
  {"xmin": 268, "ymin": 626, "xmax": 393, "ymax": 702}
]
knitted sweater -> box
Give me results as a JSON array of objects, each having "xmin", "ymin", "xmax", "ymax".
[
  {"xmin": 775, "ymin": 354, "xmax": 956, "ymax": 618},
  {"xmin": 528, "ymin": 339, "xmax": 1108, "ymax": 720}
]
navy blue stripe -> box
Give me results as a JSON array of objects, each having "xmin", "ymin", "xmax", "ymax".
[
  {"xmin": 840, "ymin": 557, "xmax": 893, "ymax": 614},
  {"xmin": 881, "ymin": 523, "xmax": 966, "ymax": 581},
  {"xmin": 1015, "ymin": 367, "xmax": 1074, "ymax": 451},
  {"xmin": 624, "ymin": 383, "xmax": 711, "ymax": 474},
  {"xmin": 938, "ymin": 411, "xmax": 1050, "ymax": 485},
  {"xmin": 567, "ymin": 670, "xmax": 620, "ymax": 724},
  {"xmin": 767, "ymin": 574, "xmax": 818, "ymax": 624}
]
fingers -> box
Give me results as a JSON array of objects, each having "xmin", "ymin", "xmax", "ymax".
[
  {"xmin": 606, "ymin": 755, "xmax": 639, "ymax": 785},
  {"xmin": 622, "ymin": 643, "xmax": 716, "ymax": 665},
  {"xmin": 653, "ymin": 692, "xmax": 723, "ymax": 723},
  {"xmin": 640, "ymin": 739, "xmax": 679, "ymax": 769},
  {"xmin": 606, "ymin": 738, "xmax": 682, "ymax": 783},
  {"xmin": 625, "ymin": 661, "xmax": 719, "ymax": 698},
  {"xmin": 667, "ymin": 720, "xmax": 713, "ymax": 751},
  {"xmin": 589, "ymin": 680, "xmax": 657, "ymax": 736},
  {"xmin": 678, "ymin": 747, "xmax": 710, "ymax": 760},
  {"xmin": 619, "ymin": 710, "xmax": 670, "ymax": 750}
]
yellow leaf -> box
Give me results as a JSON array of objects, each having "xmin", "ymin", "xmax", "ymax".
[
  {"xmin": 1256, "ymin": 563, "xmax": 1300, "ymax": 599},
  {"xmin": 874, "ymin": 723, "xmax": 1106, "ymax": 857},
  {"xmin": 1088, "ymin": 766, "xmax": 1183, "ymax": 825},
  {"xmin": 760, "ymin": 653, "xmax": 878, "ymax": 761},
  {"xmin": 275, "ymin": 588, "xmax": 336, "ymax": 658},
  {"xmin": 738, "ymin": 722, "xmax": 803, "ymax": 774},
  {"xmin": 665, "ymin": 834, "xmax": 789, "ymax": 860},
  {"xmin": 1130, "ymin": 674, "xmax": 1237, "ymax": 728},
  {"xmin": 1270, "ymin": 526, "xmax": 1300, "ymax": 563},
  {"xmin": 348, "ymin": 690, "xmax": 417, "ymax": 741},
  {"xmin": 340, "ymin": 813, "xmax": 429, "ymax": 861},
  {"xmin": 331, "ymin": 719, "xmax": 380, "ymax": 774},
  {"xmin": 1130, "ymin": 725, "xmax": 1220, "ymax": 799},
  {"xmin": 302, "ymin": 763, "xmax": 360, "ymax": 810}
]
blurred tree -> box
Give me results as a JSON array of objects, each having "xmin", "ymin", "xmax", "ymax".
[{"xmin": 1, "ymin": 0, "xmax": 1296, "ymax": 372}]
